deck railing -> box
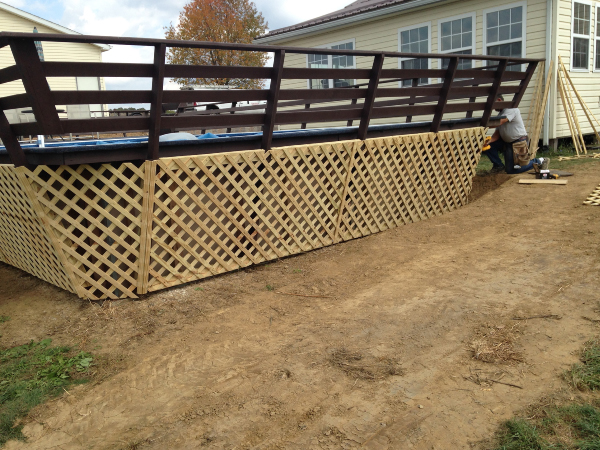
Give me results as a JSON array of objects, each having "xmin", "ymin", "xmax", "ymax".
[{"xmin": 0, "ymin": 32, "xmax": 542, "ymax": 167}]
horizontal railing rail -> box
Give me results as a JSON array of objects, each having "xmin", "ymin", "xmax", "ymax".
[{"xmin": 0, "ymin": 32, "xmax": 542, "ymax": 167}]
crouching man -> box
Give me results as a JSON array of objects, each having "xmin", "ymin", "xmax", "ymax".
[{"xmin": 484, "ymin": 94, "xmax": 548, "ymax": 173}]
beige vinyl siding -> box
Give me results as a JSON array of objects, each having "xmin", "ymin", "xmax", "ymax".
[
  {"xmin": 0, "ymin": 9, "xmax": 105, "ymax": 119},
  {"xmin": 271, "ymin": 0, "xmax": 547, "ymax": 132},
  {"xmin": 554, "ymin": 0, "xmax": 600, "ymax": 139}
]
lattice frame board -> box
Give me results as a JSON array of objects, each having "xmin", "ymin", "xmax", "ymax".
[
  {"xmin": 584, "ymin": 184, "xmax": 600, "ymax": 206},
  {"xmin": 0, "ymin": 128, "xmax": 485, "ymax": 299}
]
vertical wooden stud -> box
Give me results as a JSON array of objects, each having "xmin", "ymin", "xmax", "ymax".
[{"xmin": 137, "ymin": 160, "xmax": 157, "ymax": 294}]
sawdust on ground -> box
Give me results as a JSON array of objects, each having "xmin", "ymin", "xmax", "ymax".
[{"xmin": 0, "ymin": 161, "xmax": 599, "ymax": 449}]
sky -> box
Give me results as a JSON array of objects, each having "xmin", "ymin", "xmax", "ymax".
[{"xmin": 5, "ymin": 0, "xmax": 351, "ymax": 93}]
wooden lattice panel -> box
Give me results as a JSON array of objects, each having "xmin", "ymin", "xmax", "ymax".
[
  {"xmin": 147, "ymin": 143, "xmax": 353, "ymax": 292},
  {"xmin": 584, "ymin": 184, "xmax": 600, "ymax": 206},
  {"xmin": 337, "ymin": 129, "xmax": 484, "ymax": 240},
  {"xmin": 0, "ymin": 166, "xmax": 75, "ymax": 293},
  {"xmin": 25, "ymin": 163, "xmax": 146, "ymax": 300},
  {"xmin": 0, "ymin": 128, "xmax": 486, "ymax": 300}
]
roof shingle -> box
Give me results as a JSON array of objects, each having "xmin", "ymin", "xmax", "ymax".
[{"xmin": 260, "ymin": 0, "xmax": 422, "ymax": 39}]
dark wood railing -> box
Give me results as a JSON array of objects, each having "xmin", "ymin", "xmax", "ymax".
[{"xmin": 0, "ymin": 32, "xmax": 542, "ymax": 167}]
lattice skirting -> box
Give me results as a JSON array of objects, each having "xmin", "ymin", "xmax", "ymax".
[
  {"xmin": 584, "ymin": 184, "xmax": 600, "ymax": 206},
  {"xmin": 0, "ymin": 128, "xmax": 485, "ymax": 300}
]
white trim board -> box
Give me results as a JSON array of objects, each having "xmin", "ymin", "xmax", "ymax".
[
  {"xmin": 570, "ymin": 0, "xmax": 594, "ymax": 72},
  {"xmin": 0, "ymin": 2, "xmax": 111, "ymax": 51}
]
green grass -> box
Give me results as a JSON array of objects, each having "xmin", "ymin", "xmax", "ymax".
[
  {"xmin": 0, "ymin": 317, "xmax": 9, "ymax": 324},
  {"xmin": 565, "ymin": 339, "xmax": 600, "ymax": 391},
  {"xmin": 0, "ymin": 339, "xmax": 93, "ymax": 446},
  {"xmin": 491, "ymin": 340, "xmax": 600, "ymax": 449},
  {"xmin": 494, "ymin": 419, "xmax": 546, "ymax": 450},
  {"xmin": 493, "ymin": 404, "xmax": 600, "ymax": 450}
]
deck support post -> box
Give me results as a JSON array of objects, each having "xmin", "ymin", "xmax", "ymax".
[
  {"xmin": 431, "ymin": 57, "xmax": 458, "ymax": 133},
  {"xmin": 358, "ymin": 54, "xmax": 384, "ymax": 141},
  {"xmin": 262, "ymin": 50, "xmax": 285, "ymax": 151},
  {"xmin": 148, "ymin": 44, "xmax": 166, "ymax": 160},
  {"xmin": 481, "ymin": 59, "xmax": 508, "ymax": 126}
]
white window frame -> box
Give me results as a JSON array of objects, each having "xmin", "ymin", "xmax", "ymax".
[
  {"xmin": 437, "ymin": 12, "xmax": 477, "ymax": 70},
  {"xmin": 305, "ymin": 38, "xmax": 356, "ymax": 89},
  {"xmin": 397, "ymin": 21, "xmax": 432, "ymax": 86},
  {"xmin": 483, "ymin": 1, "xmax": 527, "ymax": 70},
  {"xmin": 571, "ymin": 0, "xmax": 593, "ymax": 72},
  {"xmin": 595, "ymin": 4, "xmax": 600, "ymax": 72}
]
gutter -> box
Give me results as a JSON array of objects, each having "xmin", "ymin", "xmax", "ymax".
[
  {"xmin": 255, "ymin": 0, "xmax": 445, "ymax": 44},
  {"xmin": 543, "ymin": 0, "xmax": 552, "ymax": 145}
]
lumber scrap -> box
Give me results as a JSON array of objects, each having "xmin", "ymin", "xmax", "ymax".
[{"xmin": 519, "ymin": 179, "xmax": 568, "ymax": 185}]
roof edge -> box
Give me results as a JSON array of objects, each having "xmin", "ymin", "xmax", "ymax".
[
  {"xmin": 0, "ymin": 2, "xmax": 111, "ymax": 51},
  {"xmin": 255, "ymin": 0, "xmax": 444, "ymax": 44}
]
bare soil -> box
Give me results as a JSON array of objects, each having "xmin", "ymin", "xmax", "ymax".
[{"xmin": 1, "ymin": 161, "xmax": 600, "ymax": 450}]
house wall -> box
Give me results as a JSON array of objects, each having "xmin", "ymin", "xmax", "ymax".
[
  {"xmin": 0, "ymin": 9, "xmax": 105, "ymax": 121},
  {"xmin": 553, "ymin": 0, "xmax": 600, "ymax": 140},
  {"xmin": 267, "ymin": 0, "xmax": 551, "ymax": 135}
]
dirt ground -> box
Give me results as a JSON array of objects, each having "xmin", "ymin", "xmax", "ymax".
[{"xmin": 1, "ymin": 161, "xmax": 600, "ymax": 450}]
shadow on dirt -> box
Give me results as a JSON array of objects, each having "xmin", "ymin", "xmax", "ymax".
[{"xmin": 469, "ymin": 173, "xmax": 512, "ymax": 202}]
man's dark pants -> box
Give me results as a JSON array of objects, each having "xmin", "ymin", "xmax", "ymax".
[{"xmin": 484, "ymin": 139, "xmax": 537, "ymax": 174}]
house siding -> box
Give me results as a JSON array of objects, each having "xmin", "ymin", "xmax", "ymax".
[
  {"xmin": 553, "ymin": 0, "xmax": 599, "ymax": 140},
  {"xmin": 267, "ymin": 0, "xmax": 551, "ymax": 134},
  {"xmin": 0, "ymin": 9, "xmax": 105, "ymax": 121}
]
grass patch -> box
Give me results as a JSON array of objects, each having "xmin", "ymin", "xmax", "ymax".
[
  {"xmin": 565, "ymin": 338, "xmax": 600, "ymax": 391},
  {"xmin": 0, "ymin": 317, "xmax": 9, "ymax": 324},
  {"xmin": 492, "ymin": 404, "xmax": 600, "ymax": 450},
  {"xmin": 0, "ymin": 339, "xmax": 93, "ymax": 446}
]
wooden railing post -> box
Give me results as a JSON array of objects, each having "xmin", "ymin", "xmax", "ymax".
[
  {"xmin": 480, "ymin": 59, "xmax": 508, "ymax": 126},
  {"xmin": 148, "ymin": 43, "xmax": 166, "ymax": 160},
  {"xmin": 406, "ymin": 78, "xmax": 419, "ymax": 123},
  {"xmin": 0, "ymin": 111, "xmax": 27, "ymax": 167},
  {"xmin": 301, "ymin": 103, "xmax": 310, "ymax": 129},
  {"xmin": 511, "ymin": 62, "xmax": 538, "ymax": 107},
  {"xmin": 431, "ymin": 56, "xmax": 458, "ymax": 133},
  {"xmin": 358, "ymin": 53, "xmax": 384, "ymax": 141},
  {"xmin": 262, "ymin": 49, "xmax": 285, "ymax": 151},
  {"xmin": 347, "ymin": 86, "xmax": 359, "ymax": 127},
  {"xmin": 10, "ymin": 38, "xmax": 63, "ymax": 136}
]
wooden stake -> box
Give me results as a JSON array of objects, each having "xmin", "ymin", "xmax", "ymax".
[
  {"xmin": 558, "ymin": 55, "xmax": 600, "ymax": 145},
  {"xmin": 529, "ymin": 61, "xmax": 553, "ymax": 158}
]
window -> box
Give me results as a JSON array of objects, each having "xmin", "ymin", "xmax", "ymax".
[
  {"xmin": 571, "ymin": 1, "xmax": 592, "ymax": 71},
  {"xmin": 398, "ymin": 23, "xmax": 430, "ymax": 86},
  {"xmin": 438, "ymin": 14, "xmax": 475, "ymax": 71},
  {"xmin": 307, "ymin": 40, "xmax": 355, "ymax": 89},
  {"xmin": 484, "ymin": 3, "xmax": 526, "ymax": 71},
  {"xmin": 596, "ymin": 5, "xmax": 600, "ymax": 70}
]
